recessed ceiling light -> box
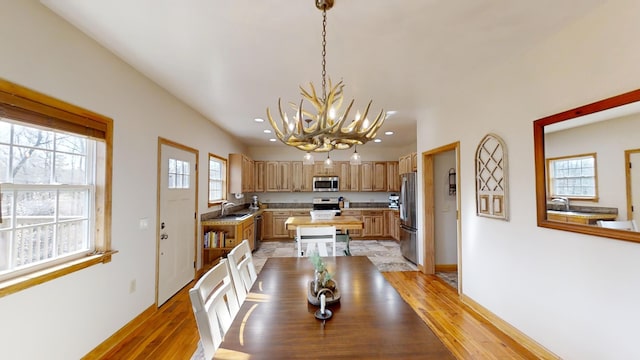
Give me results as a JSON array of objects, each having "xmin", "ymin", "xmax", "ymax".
[
  {"xmin": 254, "ymin": 118, "xmax": 265, "ymax": 123},
  {"xmin": 384, "ymin": 131, "xmax": 394, "ymax": 136},
  {"xmin": 269, "ymin": 138, "xmax": 277, "ymax": 142},
  {"xmin": 374, "ymin": 139, "xmax": 382, "ymax": 143},
  {"xmin": 263, "ymin": 129, "xmax": 272, "ymax": 134}
]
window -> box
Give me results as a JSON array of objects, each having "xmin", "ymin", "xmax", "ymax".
[
  {"xmin": 168, "ymin": 158, "xmax": 191, "ymax": 189},
  {"xmin": 0, "ymin": 79, "xmax": 112, "ymax": 297},
  {"xmin": 547, "ymin": 153, "xmax": 598, "ymax": 200},
  {"xmin": 208, "ymin": 154, "xmax": 226, "ymax": 205}
]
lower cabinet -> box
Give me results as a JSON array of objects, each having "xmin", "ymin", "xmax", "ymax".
[
  {"xmin": 362, "ymin": 210, "xmax": 384, "ymax": 238},
  {"xmin": 384, "ymin": 210, "xmax": 399, "ymax": 239},
  {"xmin": 341, "ymin": 210, "xmax": 363, "ymax": 238},
  {"xmin": 262, "ymin": 210, "xmax": 292, "ymax": 240},
  {"xmin": 201, "ymin": 217, "xmax": 255, "ymax": 268}
]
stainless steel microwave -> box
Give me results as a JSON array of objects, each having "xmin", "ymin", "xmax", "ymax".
[{"xmin": 312, "ymin": 176, "xmax": 339, "ymax": 192}]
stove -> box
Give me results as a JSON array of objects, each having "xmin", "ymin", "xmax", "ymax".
[{"xmin": 312, "ymin": 197, "xmax": 341, "ymax": 215}]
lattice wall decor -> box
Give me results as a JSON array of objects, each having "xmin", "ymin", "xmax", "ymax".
[{"xmin": 475, "ymin": 133, "xmax": 509, "ymax": 220}]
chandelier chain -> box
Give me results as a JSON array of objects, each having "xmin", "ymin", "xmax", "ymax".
[{"xmin": 321, "ymin": 8, "xmax": 327, "ymax": 102}]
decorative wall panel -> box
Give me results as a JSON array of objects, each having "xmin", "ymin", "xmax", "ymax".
[{"xmin": 475, "ymin": 133, "xmax": 509, "ymax": 220}]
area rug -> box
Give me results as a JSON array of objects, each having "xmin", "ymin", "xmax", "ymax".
[
  {"xmin": 436, "ymin": 271, "xmax": 459, "ymax": 289},
  {"xmin": 252, "ymin": 239, "xmax": 418, "ymax": 273}
]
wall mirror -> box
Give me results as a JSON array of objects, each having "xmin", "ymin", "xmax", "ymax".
[{"xmin": 534, "ymin": 89, "xmax": 640, "ymax": 243}]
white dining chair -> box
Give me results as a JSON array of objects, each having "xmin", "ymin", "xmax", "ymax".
[
  {"xmin": 227, "ymin": 239, "xmax": 258, "ymax": 304},
  {"xmin": 297, "ymin": 226, "xmax": 337, "ymax": 257},
  {"xmin": 597, "ymin": 219, "xmax": 638, "ymax": 231},
  {"xmin": 188, "ymin": 259, "xmax": 240, "ymax": 359}
]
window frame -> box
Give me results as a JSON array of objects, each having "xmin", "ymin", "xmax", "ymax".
[
  {"xmin": 0, "ymin": 78, "xmax": 113, "ymax": 298},
  {"xmin": 546, "ymin": 152, "xmax": 599, "ymax": 201},
  {"xmin": 208, "ymin": 153, "xmax": 227, "ymax": 206}
]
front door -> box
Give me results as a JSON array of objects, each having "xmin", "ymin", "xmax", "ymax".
[{"xmin": 157, "ymin": 138, "xmax": 198, "ymax": 306}]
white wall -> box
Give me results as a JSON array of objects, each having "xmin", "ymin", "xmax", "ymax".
[
  {"xmin": 416, "ymin": 0, "xmax": 640, "ymax": 358},
  {"xmin": 0, "ymin": 1, "xmax": 245, "ymax": 359},
  {"xmin": 433, "ymin": 150, "xmax": 458, "ymax": 265}
]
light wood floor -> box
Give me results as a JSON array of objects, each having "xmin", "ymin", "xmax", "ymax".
[{"xmin": 95, "ymin": 271, "xmax": 540, "ymax": 359}]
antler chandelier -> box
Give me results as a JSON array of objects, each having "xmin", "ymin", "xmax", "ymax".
[{"xmin": 266, "ymin": 0, "xmax": 386, "ymax": 152}]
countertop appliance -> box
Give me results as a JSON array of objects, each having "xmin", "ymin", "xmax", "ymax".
[
  {"xmin": 313, "ymin": 176, "xmax": 339, "ymax": 192},
  {"xmin": 389, "ymin": 194, "xmax": 399, "ymax": 209},
  {"xmin": 399, "ymin": 173, "xmax": 417, "ymax": 264},
  {"xmin": 249, "ymin": 195, "xmax": 260, "ymax": 210}
]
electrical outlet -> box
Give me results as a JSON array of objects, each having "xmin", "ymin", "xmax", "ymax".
[{"xmin": 129, "ymin": 279, "xmax": 136, "ymax": 293}]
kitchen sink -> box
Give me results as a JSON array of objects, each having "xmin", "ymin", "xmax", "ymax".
[{"xmin": 218, "ymin": 213, "xmax": 251, "ymax": 220}]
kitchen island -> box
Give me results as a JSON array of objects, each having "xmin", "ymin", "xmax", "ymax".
[{"xmin": 285, "ymin": 216, "xmax": 364, "ymax": 255}]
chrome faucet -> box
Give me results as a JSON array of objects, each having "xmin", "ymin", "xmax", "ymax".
[
  {"xmin": 551, "ymin": 197, "xmax": 570, "ymax": 211},
  {"xmin": 220, "ymin": 201, "xmax": 236, "ymax": 216}
]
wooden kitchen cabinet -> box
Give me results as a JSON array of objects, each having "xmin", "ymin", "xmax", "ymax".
[
  {"xmin": 291, "ymin": 161, "xmax": 313, "ymax": 192},
  {"xmin": 266, "ymin": 161, "xmax": 291, "ymax": 192},
  {"xmin": 362, "ymin": 210, "xmax": 384, "ymax": 238},
  {"xmin": 360, "ymin": 162, "xmax": 373, "ymax": 191},
  {"xmin": 313, "ymin": 161, "xmax": 338, "ymax": 176},
  {"xmin": 341, "ymin": 209, "xmax": 363, "ymax": 238},
  {"xmin": 254, "ymin": 160, "xmax": 265, "ymax": 192},
  {"xmin": 411, "ymin": 152, "xmax": 418, "ymax": 172},
  {"xmin": 399, "ymin": 152, "xmax": 417, "ymax": 175},
  {"xmin": 242, "ymin": 221, "xmax": 255, "ymax": 250},
  {"xmin": 229, "ymin": 153, "xmax": 254, "ymax": 193},
  {"xmin": 360, "ymin": 162, "xmax": 387, "ymax": 192},
  {"xmin": 262, "ymin": 210, "xmax": 292, "ymax": 240},
  {"xmin": 338, "ymin": 161, "xmax": 360, "ymax": 191},
  {"xmin": 386, "ymin": 161, "xmax": 400, "ymax": 192},
  {"xmin": 201, "ymin": 216, "xmax": 254, "ymax": 268}
]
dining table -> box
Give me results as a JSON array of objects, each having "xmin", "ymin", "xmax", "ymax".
[{"xmin": 213, "ymin": 256, "xmax": 454, "ymax": 359}]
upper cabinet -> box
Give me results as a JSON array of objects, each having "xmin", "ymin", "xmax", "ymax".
[
  {"xmin": 229, "ymin": 153, "xmax": 254, "ymax": 193},
  {"xmin": 266, "ymin": 161, "xmax": 291, "ymax": 192},
  {"xmin": 291, "ymin": 161, "xmax": 313, "ymax": 192},
  {"xmin": 250, "ymin": 158, "xmax": 398, "ymax": 193},
  {"xmin": 386, "ymin": 161, "xmax": 400, "ymax": 192},
  {"xmin": 339, "ymin": 161, "xmax": 360, "ymax": 191},
  {"xmin": 399, "ymin": 152, "xmax": 417, "ymax": 174},
  {"xmin": 254, "ymin": 160, "xmax": 265, "ymax": 193},
  {"xmin": 360, "ymin": 161, "xmax": 387, "ymax": 192}
]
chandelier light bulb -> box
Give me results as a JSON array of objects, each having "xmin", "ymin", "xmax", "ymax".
[
  {"xmin": 324, "ymin": 152, "xmax": 334, "ymax": 168},
  {"xmin": 350, "ymin": 146, "xmax": 361, "ymax": 165},
  {"xmin": 303, "ymin": 151, "xmax": 314, "ymax": 165}
]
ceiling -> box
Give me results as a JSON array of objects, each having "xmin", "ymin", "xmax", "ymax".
[{"xmin": 40, "ymin": 0, "xmax": 604, "ymax": 150}]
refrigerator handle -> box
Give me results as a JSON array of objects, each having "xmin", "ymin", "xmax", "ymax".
[{"xmin": 400, "ymin": 176, "xmax": 407, "ymax": 220}]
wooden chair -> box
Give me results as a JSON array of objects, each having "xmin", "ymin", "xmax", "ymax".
[
  {"xmin": 297, "ymin": 226, "xmax": 337, "ymax": 257},
  {"xmin": 227, "ymin": 239, "xmax": 258, "ymax": 304},
  {"xmin": 188, "ymin": 259, "xmax": 240, "ymax": 359},
  {"xmin": 597, "ymin": 220, "xmax": 638, "ymax": 231}
]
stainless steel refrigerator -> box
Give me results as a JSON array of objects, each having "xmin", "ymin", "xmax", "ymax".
[{"xmin": 400, "ymin": 172, "xmax": 417, "ymax": 264}]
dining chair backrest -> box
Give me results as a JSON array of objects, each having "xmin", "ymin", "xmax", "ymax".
[
  {"xmin": 188, "ymin": 259, "xmax": 240, "ymax": 359},
  {"xmin": 227, "ymin": 239, "xmax": 258, "ymax": 304},
  {"xmin": 597, "ymin": 219, "xmax": 638, "ymax": 231},
  {"xmin": 297, "ymin": 226, "xmax": 337, "ymax": 257}
]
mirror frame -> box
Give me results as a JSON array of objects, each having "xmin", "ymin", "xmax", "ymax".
[{"xmin": 534, "ymin": 88, "xmax": 640, "ymax": 243}]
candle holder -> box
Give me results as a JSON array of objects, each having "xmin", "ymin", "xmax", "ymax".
[{"xmin": 308, "ymin": 254, "xmax": 341, "ymax": 307}]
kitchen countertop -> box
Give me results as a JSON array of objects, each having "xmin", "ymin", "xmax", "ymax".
[{"xmin": 547, "ymin": 210, "xmax": 618, "ymax": 220}]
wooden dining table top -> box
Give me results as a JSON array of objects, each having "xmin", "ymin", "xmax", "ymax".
[
  {"xmin": 214, "ymin": 256, "xmax": 454, "ymax": 359},
  {"xmin": 284, "ymin": 215, "xmax": 364, "ymax": 231}
]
